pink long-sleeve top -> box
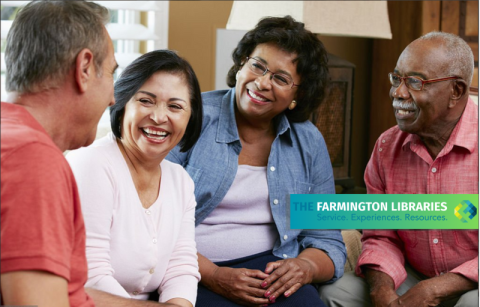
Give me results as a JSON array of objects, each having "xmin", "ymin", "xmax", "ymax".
[{"xmin": 67, "ymin": 133, "xmax": 200, "ymax": 305}]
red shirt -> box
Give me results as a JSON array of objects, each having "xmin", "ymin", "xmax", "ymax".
[
  {"xmin": 357, "ymin": 98, "xmax": 478, "ymax": 289},
  {"xmin": 1, "ymin": 102, "xmax": 94, "ymax": 307}
]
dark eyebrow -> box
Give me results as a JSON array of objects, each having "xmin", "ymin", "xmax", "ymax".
[
  {"xmin": 169, "ymin": 97, "xmax": 188, "ymax": 103},
  {"xmin": 137, "ymin": 90, "xmax": 156, "ymax": 98},
  {"xmin": 252, "ymin": 56, "xmax": 293, "ymax": 78},
  {"xmin": 136, "ymin": 91, "xmax": 187, "ymax": 103}
]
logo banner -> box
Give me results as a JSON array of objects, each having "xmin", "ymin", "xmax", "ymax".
[{"xmin": 289, "ymin": 194, "xmax": 479, "ymax": 229}]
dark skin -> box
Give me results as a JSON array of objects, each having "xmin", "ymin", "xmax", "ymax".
[
  {"xmin": 197, "ymin": 43, "xmax": 336, "ymax": 306},
  {"xmin": 368, "ymin": 38, "xmax": 476, "ymax": 307},
  {"xmin": 390, "ymin": 38, "xmax": 469, "ymax": 160},
  {"xmin": 365, "ymin": 269, "xmax": 477, "ymax": 307}
]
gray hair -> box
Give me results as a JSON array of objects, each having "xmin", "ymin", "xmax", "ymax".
[
  {"xmin": 418, "ymin": 31, "xmax": 474, "ymax": 87},
  {"xmin": 5, "ymin": 0, "xmax": 110, "ymax": 94}
]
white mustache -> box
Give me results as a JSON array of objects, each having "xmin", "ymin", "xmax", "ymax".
[{"xmin": 392, "ymin": 99, "xmax": 417, "ymax": 111}]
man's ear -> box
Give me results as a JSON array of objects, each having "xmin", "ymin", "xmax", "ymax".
[
  {"xmin": 75, "ymin": 48, "xmax": 95, "ymax": 93},
  {"xmin": 451, "ymin": 79, "xmax": 468, "ymax": 100},
  {"xmin": 447, "ymin": 79, "xmax": 468, "ymax": 108}
]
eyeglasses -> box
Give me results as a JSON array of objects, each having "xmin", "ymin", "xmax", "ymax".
[
  {"xmin": 388, "ymin": 72, "xmax": 461, "ymax": 91},
  {"xmin": 245, "ymin": 57, "xmax": 300, "ymax": 90}
]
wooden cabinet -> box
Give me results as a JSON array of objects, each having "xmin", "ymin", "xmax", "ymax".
[{"xmin": 311, "ymin": 54, "xmax": 355, "ymax": 190}]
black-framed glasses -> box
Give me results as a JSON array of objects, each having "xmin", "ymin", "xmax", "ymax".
[
  {"xmin": 246, "ymin": 57, "xmax": 300, "ymax": 90},
  {"xmin": 388, "ymin": 72, "xmax": 461, "ymax": 91}
]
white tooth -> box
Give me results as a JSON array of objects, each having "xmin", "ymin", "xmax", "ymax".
[{"xmin": 249, "ymin": 90, "xmax": 267, "ymax": 101}]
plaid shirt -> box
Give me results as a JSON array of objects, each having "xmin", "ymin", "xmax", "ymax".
[{"xmin": 356, "ymin": 98, "xmax": 478, "ymax": 289}]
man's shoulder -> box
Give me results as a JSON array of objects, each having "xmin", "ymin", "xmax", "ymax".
[{"xmin": 1, "ymin": 108, "xmax": 60, "ymax": 161}]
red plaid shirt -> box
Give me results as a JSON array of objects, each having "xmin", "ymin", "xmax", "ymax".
[{"xmin": 356, "ymin": 98, "xmax": 478, "ymax": 289}]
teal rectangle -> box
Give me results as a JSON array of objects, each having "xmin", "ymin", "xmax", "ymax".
[{"xmin": 290, "ymin": 194, "xmax": 479, "ymax": 229}]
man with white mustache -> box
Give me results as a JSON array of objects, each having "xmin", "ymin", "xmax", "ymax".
[{"xmin": 319, "ymin": 32, "xmax": 478, "ymax": 307}]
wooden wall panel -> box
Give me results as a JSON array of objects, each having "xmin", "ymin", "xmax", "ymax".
[
  {"xmin": 368, "ymin": 1, "xmax": 423, "ymax": 152},
  {"xmin": 422, "ymin": 1, "xmax": 441, "ymax": 34},
  {"xmin": 441, "ymin": 1, "xmax": 460, "ymax": 35},
  {"xmin": 465, "ymin": 1, "xmax": 479, "ymax": 36}
]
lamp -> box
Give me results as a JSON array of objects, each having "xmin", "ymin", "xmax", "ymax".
[
  {"xmin": 226, "ymin": 1, "xmax": 392, "ymax": 39},
  {"xmin": 224, "ymin": 1, "xmax": 392, "ymax": 192}
]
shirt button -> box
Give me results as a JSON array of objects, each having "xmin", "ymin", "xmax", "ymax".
[
  {"xmin": 283, "ymin": 254, "xmax": 288, "ymax": 259},
  {"xmin": 431, "ymin": 167, "xmax": 437, "ymax": 173},
  {"xmin": 270, "ymin": 166, "xmax": 276, "ymax": 172},
  {"xmin": 273, "ymin": 199, "xmax": 279, "ymax": 205},
  {"xmin": 153, "ymin": 238, "xmax": 157, "ymax": 244},
  {"xmin": 132, "ymin": 291, "xmax": 138, "ymax": 295},
  {"xmin": 149, "ymin": 268, "xmax": 155, "ymax": 274},
  {"xmin": 146, "ymin": 210, "xmax": 151, "ymax": 215},
  {"xmin": 378, "ymin": 148, "xmax": 383, "ymax": 152},
  {"xmin": 283, "ymin": 235, "xmax": 288, "ymax": 240},
  {"xmin": 433, "ymin": 238, "xmax": 439, "ymax": 244},
  {"xmin": 382, "ymin": 139, "xmax": 386, "ymax": 143}
]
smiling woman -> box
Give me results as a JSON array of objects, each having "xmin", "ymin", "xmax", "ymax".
[
  {"xmin": 166, "ymin": 15, "xmax": 346, "ymax": 307},
  {"xmin": 66, "ymin": 50, "xmax": 203, "ymax": 307}
]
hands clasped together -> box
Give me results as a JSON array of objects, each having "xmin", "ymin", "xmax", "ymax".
[{"xmin": 211, "ymin": 258, "xmax": 315, "ymax": 307}]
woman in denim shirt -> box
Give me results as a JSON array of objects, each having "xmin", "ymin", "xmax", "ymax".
[{"xmin": 167, "ymin": 16, "xmax": 346, "ymax": 307}]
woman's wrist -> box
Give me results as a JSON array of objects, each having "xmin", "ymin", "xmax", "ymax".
[{"xmin": 200, "ymin": 265, "xmax": 222, "ymax": 290}]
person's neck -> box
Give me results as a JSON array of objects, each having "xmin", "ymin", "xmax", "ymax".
[
  {"xmin": 7, "ymin": 90, "xmax": 73, "ymax": 152},
  {"xmin": 234, "ymin": 108, "xmax": 276, "ymax": 144},
  {"xmin": 117, "ymin": 138, "xmax": 164, "ymax": 175},
  {"xmin": 419, "ymin": 102, "xmax": 467, "ymax": 159}
]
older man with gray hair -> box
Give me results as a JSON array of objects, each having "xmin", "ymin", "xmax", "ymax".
[
  {"xmin": 0, "ymin": 1, "xmax": 116, "ymax": 306},
  {"xmin": 319, "ymin": 32, "xmax": 478, "ymax": 307}
]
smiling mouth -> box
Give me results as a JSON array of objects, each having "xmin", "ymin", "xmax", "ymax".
[
  {"xmin": 397, "ymin": 109, "xmax": 414, "ymax": 115},
  {"xmin": 247, "ymin": 89, "xmax": 270, "ymax": 103},
  {"xmin": 141, "ymin": 127, "xmax": 170, "ymax": 141}
]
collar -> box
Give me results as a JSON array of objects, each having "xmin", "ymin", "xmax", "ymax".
[
  {"xmin": 402, "ymin": 97, "xmax": 478, "ymax": 153},
  {"xmin": 215, "ymin": 88, "xmax": 293, "ymax": 146},
  {"xmin": 1, "ymin": 102, "xmax": 48, "ymax": 136}
]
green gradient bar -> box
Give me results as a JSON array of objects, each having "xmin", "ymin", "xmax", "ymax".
[{"xmin": 290, "ymin": 194, "xmax": 478, "ymax": 229}]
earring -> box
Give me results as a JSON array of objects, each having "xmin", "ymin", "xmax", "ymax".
[
  {"xmin": 288, "ymin": 100, "xmax": 297, "ymax": 110},
  {"xmin": 236, "ymin": 71, "xmax": 240, "ymax": 80}
]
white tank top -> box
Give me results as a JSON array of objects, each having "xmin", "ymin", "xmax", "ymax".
[{"xmin": 195, "ymin": 165, "xmax": 278, "ymax": 262}]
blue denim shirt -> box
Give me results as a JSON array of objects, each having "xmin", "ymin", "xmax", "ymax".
[{"xmin": 166, "ymin": 89, "xmax": 346, "ymax": 282}]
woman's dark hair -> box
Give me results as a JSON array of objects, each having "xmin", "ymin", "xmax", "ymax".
[
  {"xmin": 226, "ymin": 15, "xmax": 329, "ymax": 122},
  {"xmin": 110, "ymin": 50, "xmax": 203, "ymax": 152}
]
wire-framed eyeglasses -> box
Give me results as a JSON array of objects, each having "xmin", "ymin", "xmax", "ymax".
[
  {"xmin": 388, "ymin": 72, "xmax": 461, "ymax": 91},
  {"xmin": 246, "ymin": 57, "xmax": 300, "ymax": 90}
]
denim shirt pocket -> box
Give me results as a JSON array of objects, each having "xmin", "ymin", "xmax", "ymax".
[{"xmin": 295, "ymin": 180, "xmax": 314, "ymax": 194}]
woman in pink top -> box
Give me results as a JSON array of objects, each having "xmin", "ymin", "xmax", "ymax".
[{"xmin": 67, "ymin": 50, "xmax": 203, "ymax": 307}]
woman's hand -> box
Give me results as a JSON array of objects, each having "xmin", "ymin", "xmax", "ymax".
[
  {"xmin": 261, "ymin": 248, "xmax": 334, "ymax": 303},
  {"xmin": 210, "ymin": 266, "xmax": 271, "ymax": 306},
  {"xmin": 260, "ymin": 258, "xmax": 315, "ymax": 303}
]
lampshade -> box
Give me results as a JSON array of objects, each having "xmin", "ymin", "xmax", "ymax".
[{"xmin": 226, "ymin": 1, "xmax": 392, "ymax": 39}]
